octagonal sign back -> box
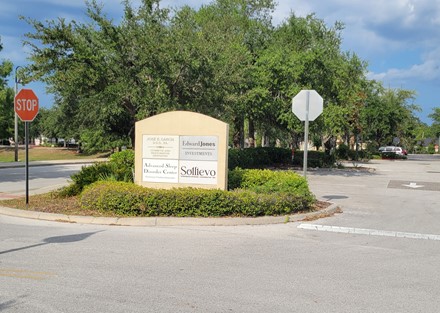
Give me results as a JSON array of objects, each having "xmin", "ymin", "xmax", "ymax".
[{"xmin": 292, "ymin": 90, "xmax": 323, "ymax": 121}]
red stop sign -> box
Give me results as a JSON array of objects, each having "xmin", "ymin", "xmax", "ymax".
[{"xmin": 14, "ymin": 89, "xmax": 39, "ymax": 121}]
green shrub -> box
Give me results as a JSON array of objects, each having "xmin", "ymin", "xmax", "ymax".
[
  {"xmin": 336, "ymin": 144, "xmax": 349, "ymax": 160},
  {"xmin": 229, "ymin": 168, "xmax": 312, "ymax": 197},
  {"xmin": 55, "ymin": 184, "xmax": 82, "ymax": 198},
  {"xmin": 70, "ymin": 162, "xmax": 113, "ymax": 192},
  {"xmin": 335, "ymin": 144, "xmax": 371, "ymax": 161},
  {"xmin": 228, "ymin": 167, "xmax": 245, "ymax": 190},
  {"xmin": 292, "ymin": 150, "xmax": 335, "ymax": 168},
  {"xmin": 109, "ymin": 149, "xmax": 134, "ymax": 182},
  {"xmin": 347, "ymin": 149, "xmax": 371, "ymax": 160},
  {"xmin": 228, "ymin": 147, "xmax": 291, "ymax": 169},
  {"xmin": 57, "ymin": 150, "xmax": 134, "ymax": 197},
  {"xmin": 80, "ymin": 181, "xmax": 315, "ymax": 217}
]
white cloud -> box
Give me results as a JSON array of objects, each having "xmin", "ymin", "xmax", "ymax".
[
  {"xmin": 368, "ymin": 47, "xmax": 440, "ymax": 83},
  {"xmin": 276, "ymin": 0, "xmax": 440, "ymax": 51},
  {"xmin": 0, "ymin": 35, "xmax": 28, "ymax": 64}
]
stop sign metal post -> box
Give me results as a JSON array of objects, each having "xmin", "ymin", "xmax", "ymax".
[
  {"xmin": 292, "ymin": 90, "xmax": 323, "ymax": 178},
  {"xmin": 14, "ymin": 88, "xmax": 39, "ymax": 206}
]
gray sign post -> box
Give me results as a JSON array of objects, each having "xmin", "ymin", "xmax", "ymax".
[
  {"xmin": 14, "ymin": 88, "xmax": 39, "ymax": 206},
  {"xmin": 292, "ymin": 90, "xmax": 323, "ymax": 178}
]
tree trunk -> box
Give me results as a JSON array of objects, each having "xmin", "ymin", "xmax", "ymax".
[
  {"xmin": 248, "ymin": 118, "xmax": 255, "ymax": 148},
  {"xmin": 233, "ymin": 116, "xmax": 244, "ymax": 148},
  {"xmin": 262, "ymin": 131, "xmax": 269, "ymax": 147}
]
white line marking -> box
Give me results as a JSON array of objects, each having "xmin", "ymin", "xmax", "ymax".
[
  {"xmin": 298, "ymin": 224, "xmax": 440, "ymax": 241},
  {"xmin": 403, "ymin": 182, "xmax": 424, "ymax": 188}
]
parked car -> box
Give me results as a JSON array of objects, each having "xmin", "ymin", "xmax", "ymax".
[{"xmin": 379, "ymin": 146, "xmax": 405, "ymax": 154}]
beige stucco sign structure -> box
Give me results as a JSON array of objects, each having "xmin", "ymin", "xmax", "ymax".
[{"xmin": 135, "ymin": 111, "xmax": 229, "ymax": 190}]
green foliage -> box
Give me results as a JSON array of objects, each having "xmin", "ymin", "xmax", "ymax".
[
  {"xmin": 20, "ymin": 1, "xmax": 427, "ymax": 151},
  {"xmin": 227, "ymin": 167, "xmax": 245, "ymax": 190},
  {"xmin": 0, "ymin": 87, "xmax": 15, "ymax": 140},
  {"xmin": 228, "ymin": 147, "xmax": 291, "ymax": 169},
  {"xmin": 292, "ymin": 150, "xmax": 335, "ymax": 168},
  {"xmin": 347, "ymin": 149, "xmax": 370, "ymax": 161},
  {"xmin": 70, "ymin": 162, "xmax": 114, "ymax": 193},
  {"xmin": 0, "ymin": 38, "xmax": 14, "ymax": 141},
  {"xmin": 361, "ymin": 85, "xmax": 420, "ymax": 148},
  {"xmin": 336, "ymin": 143, "xmax": 349, "ymax": 159},
  {"xmin": 229, "ymin": 168, "xmax": 312, "ymax": 197},
  {"xmin": 427, "ymin": 144, "xmax": 435, "ymax": 154},
  {"xmin": 332, "ymin": 144, "xmax": 371, "ymax": 161},
  {"xmin": 62, "ymin": 150, "xmax": 134, "ymax": 196},
  {"xmin": 429, "ymin": 107, "xmax": 440, "ymax": 139},
  {"xmin": 109, "ymin": 149, "xmax": 134, "ymax": 182},
  {"xmin": 80, "ymin": 181, "xmax": 314, "ymax": 217}
]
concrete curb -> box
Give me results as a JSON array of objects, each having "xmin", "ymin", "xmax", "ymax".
[{"xmin": 0, "ymin": 203, "xmax": 340, "ymax": 227}]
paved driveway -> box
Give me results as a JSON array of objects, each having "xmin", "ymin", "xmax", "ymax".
[
  {"xmin": 1, "ymin": 155, "xmax": 440, "ymax": 313},
  {"xmin": 305, "ymin": 154, "xmax": 440, "ymax": 236}
]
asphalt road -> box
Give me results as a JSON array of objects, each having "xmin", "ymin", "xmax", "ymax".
[
  {"xmin": 1, "ymin": 155, "xmax": 440, "ymax": 312},
  {"xmin": 0, "ymin": 164, "xmax": 85, "ymax": 199},
  {"xmin": 306, "ymin": 154, "xmax": 440, "ymax": 235}
]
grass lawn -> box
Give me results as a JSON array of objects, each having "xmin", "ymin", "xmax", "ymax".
[{"xmin": 0, "ymin": 146, "xmax": 109, "ymax": 162}]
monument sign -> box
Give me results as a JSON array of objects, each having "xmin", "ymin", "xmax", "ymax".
[{"xmin": 135, "ymin": 111, "xmax": 229, "ymax": 190}]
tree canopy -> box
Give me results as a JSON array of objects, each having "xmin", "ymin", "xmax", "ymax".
[
  {"xmin": 0, "ymin": 37, "xmax": 15, "ymax": 141},
  {"xmin": 20, "ymin": 0, "xmax": 430, "ymax": 152}
]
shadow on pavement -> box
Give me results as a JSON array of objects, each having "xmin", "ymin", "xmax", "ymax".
[
  {"xmin": 0, "ymin": 231, "xmax": 103, "ymax": 255},
  {"xmin": 307, "ymin": 167, "xmax": 376, "ymax": 177}
]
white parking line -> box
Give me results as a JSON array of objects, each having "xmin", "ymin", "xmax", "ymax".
[{"xmin": 298, "ymin": 224, "xmax": 440, "ymax": 241}]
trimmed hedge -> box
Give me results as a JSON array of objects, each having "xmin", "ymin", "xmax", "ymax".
[
  {"xmin": 228, "ymin": 147, "xmax": 291, "ymax": 169},
  {"xmin": 228, "ymin": 147, "xmax": 335, "ymax": 168},
  {"xmin": 67, "ymin": 147, "xmax": 330, "ymax": 198},
  {"xmin": 291, "ymin": 150, "xmax": 335, "ymax": 168},
  {"xmin": 336, "ymin": 144, "xmax": 371, "ymax": 161},
  {"xmin": 80, "ymin": 181, "xmax": 315, "ymax": 217},
  {"xmin": 228, "ymin": 168, "xmax": 311, "ymax": 197}
]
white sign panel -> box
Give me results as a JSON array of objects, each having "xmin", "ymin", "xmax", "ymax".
[
  {"xmin": 179, "ymin": 160, "xmax": 218, "ymax": 185},
  {"xmin": 141, "ymin": 134, "xmax": 219, "ymax": 185},
  {"xmin": 143, "ymin": 159, "xmax": 179, "ymax": 183},
  {"xmin": 142, "ymin": 135, "xmax": 179, "ymax": 159},
  {"xmin": 180, "ymin": 136, "xmax": 218, "ymax": 161},
  {"xmin": 292, "ymin": 90, "xmax": 323, "ymax": 121}
]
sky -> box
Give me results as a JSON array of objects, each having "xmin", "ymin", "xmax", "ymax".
[{"xmin": 1, "ymin": 0, "xmax": 439, "ymax": 125}]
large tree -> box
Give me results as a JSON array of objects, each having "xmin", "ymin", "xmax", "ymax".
[
  {"xmin": 0, "ymin": 37, "xmax": 14, "ymax": 141},
  {"xmin": 428, "ymin": 107, "xmax": 440, "ymax": 140},
  {"xmin": 23, "ymin": 0, "xmax": 276, "ymax": 151},
  {"xmin": 21, "ymin": 0, "xmax": 424, "ymax": 152},
  {"xmin": 361, "ymin": 84, "xmax": 420, "ymax": 148},
  {"xmin": 23, "ymin": 0, "xmax": 172, "ymax": 151}
]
